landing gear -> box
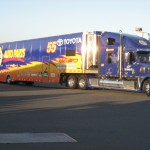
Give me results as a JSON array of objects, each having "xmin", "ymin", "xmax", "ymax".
[
  {"xmin": 142, "ymin": 79, "xmax": 150, "ymax": 96},
  {"xmin": 6, "ymin": 75, "xmax": 11, "ymax": 84}
]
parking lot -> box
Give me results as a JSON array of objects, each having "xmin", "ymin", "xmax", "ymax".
[{"xmin": 0, "ymin": 83, "xmax": 150, "ymax": 150}]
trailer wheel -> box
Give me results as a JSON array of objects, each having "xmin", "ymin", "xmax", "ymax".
[
  {"xmin": 78, "ymin": 75, "xmax": 88, "ymax": 90},
  {"xmin": 6, "ymin": 75, "xmax": 11, "ymax": 84},
  {"xmin": 67, "ymin": 75, "xmax": 78, "ymax": 89},
  {"xmin": 142, "ymin": 79, "xmax": 150, "ymax": 96}
]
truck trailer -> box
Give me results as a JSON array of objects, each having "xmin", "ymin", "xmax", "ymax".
[{"xmin": 0, "ymin": 31, "xmax": 150, "ymax": 96}]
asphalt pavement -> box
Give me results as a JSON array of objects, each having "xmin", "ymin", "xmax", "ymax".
[{"xmin": 0, "ymin": 83, "xmax": 150, "ymax": 150}]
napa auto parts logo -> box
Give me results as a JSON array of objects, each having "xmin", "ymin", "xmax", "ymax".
[
  {"xmin": 2, "ymin": 48, "xmax": 26, "ymax": 63},
  {"xmin": 57, "ymin": 37, "xmax": 82, "ymax": 46}
]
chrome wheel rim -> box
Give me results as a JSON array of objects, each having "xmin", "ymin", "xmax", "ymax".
[{"xmin": 79, "ymin": 79, "xmax": 85, "ymax": 88}]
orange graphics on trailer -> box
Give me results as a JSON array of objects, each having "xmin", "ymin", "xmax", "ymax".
[{"xmin": 0, "ymin": 32, "xmax": 84, "ymax": 85}]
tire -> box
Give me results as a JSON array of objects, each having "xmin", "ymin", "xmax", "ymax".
[
  {"xmin": 67, "ymin": 75, "xmax": 78, "ymax": 89},
  {"xmin": 142, "ymin": 79, "xmax": 150, "ymax": 96},
  {"xmin": 6, "ymin": 75, "xmax": 11, "ymax": 84},
  {"xmin": 78, "ymin": 75, "xmax": 88, "ymax": 90}
]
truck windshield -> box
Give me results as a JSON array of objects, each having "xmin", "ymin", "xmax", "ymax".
[{"xmin": 137, "ymin": 51, "xmax": 150, "ymax": 63}]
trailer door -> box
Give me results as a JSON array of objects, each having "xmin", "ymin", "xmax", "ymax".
[{"xmin": 42, "ymin": 56, "xmax": 50, "ymax": 82}]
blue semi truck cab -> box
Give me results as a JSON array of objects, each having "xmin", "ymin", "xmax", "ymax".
[{"xmin": 82, "ymin": 31, "xmax": 150, "ymax": 96}]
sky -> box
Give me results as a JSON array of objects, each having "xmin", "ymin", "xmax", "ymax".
[{"xmin": 0, "ymin": 0, "xmax": 150, "ymax": 42}]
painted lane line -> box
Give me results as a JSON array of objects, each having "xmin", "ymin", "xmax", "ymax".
[{"xmin": 0, "ymin": 133, "xmax": 77, "ymax": 143}]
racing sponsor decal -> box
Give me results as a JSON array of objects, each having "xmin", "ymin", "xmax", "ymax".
[
  {"xmin": 46, "ymin": 41, "xmax": 57, "ymax": 53},
  {"xmin": 57, "ymin": 37, "xmax": 82, "ymax": 46},
  {"xmin": 46, "ymin": 37, "xmax": 82, "ymax": 54},
  {"xmin": 54, "ymin": 57, "xmax": 78, "ymax": 63},
  {"xmin": 3, "ymin": 48, "xmax": 26, "ymax": 62},
  {"xmin": 139, "ymin": 40, "xmax": 147, "ymax": 45}
]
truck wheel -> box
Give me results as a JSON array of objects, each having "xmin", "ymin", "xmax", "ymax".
[
  {"xmin": 78, "ymin": 75, "xmax": 88, "ymax": 90},
  {"xmin": 6, "ymin": 75, "xmax": 11, "ymax": 84},
  {"xmin": 67, "ymin": 75, "xmax": 78, "ymax": 89},
  {"xmin": 142, "ymin": 79, "xmax": 150, "ymax": 96}
]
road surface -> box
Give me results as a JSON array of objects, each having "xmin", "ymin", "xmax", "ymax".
[{"xmin": 0, "ymin": 83, "xmax": 150, "ymax": 150}]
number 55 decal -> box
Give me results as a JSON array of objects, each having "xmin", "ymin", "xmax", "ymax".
[{"xmin": 46, "ymin": 41, "xmax": 57, "ymax": 53}]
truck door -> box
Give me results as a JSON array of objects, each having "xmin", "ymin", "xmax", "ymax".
[
  {"xmin": 99, "ymin": 35, "xmax": 119, "ymax": 77},
  {"xmin": 124, "ymin": 51, "xmax": 138, "ymax": 77},
  {"xmin": 105, "ymin": 48, "xmax": 118, "ymax": 76},
  {"xmin": 42, "ymin": 56, "xmax": 50, "ymax": 82}
]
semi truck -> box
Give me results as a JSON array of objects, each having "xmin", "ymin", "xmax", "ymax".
[{"xmin": 0, "ymin": 31, "xmax": 150, "ymax": 96}]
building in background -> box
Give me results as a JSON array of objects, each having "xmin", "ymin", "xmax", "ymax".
[{"xmin": 135, "ymin": 27, "xmax": 150, "ymax": 41}]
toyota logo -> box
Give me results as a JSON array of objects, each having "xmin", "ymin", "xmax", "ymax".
[{"xmin": 57, "ymin": 39, "xmax": 63, "ymax": 46}]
